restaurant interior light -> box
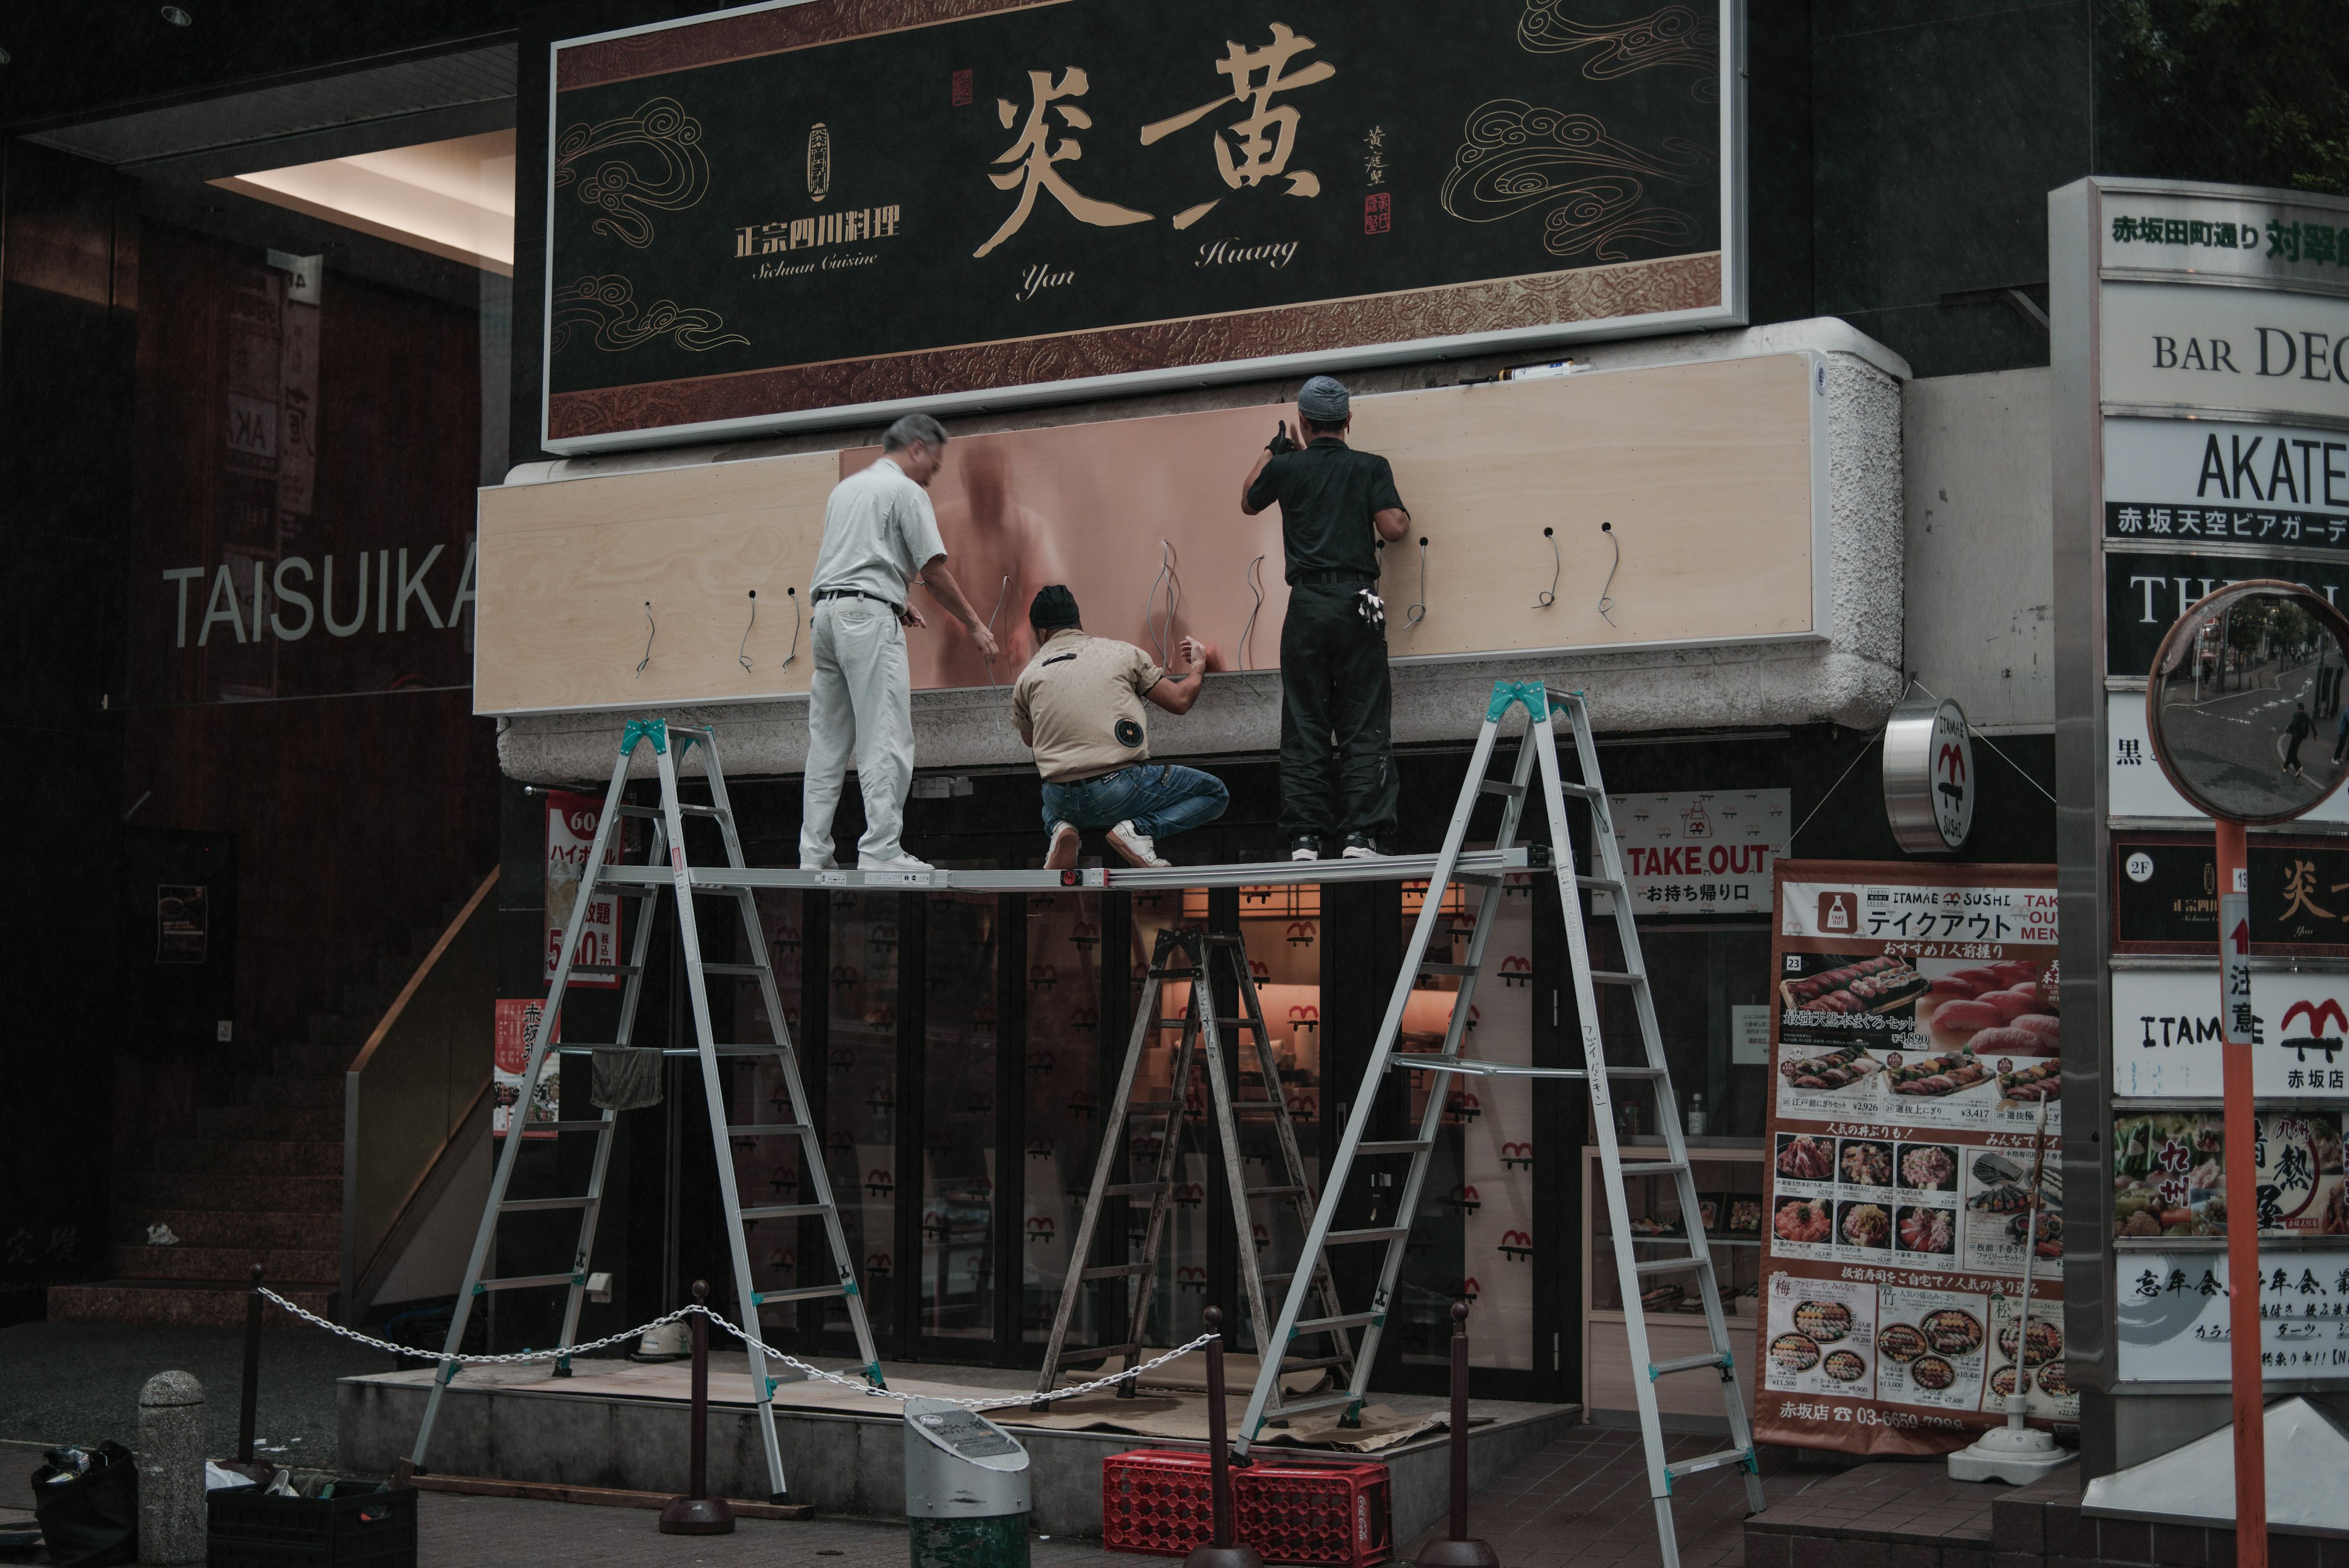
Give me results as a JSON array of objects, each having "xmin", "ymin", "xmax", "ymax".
[{"xmin": 210, "ymin": 129, "xmax": 515, "ymax": 275}]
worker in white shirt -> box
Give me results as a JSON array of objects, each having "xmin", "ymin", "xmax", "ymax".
[
  {"xmin": 1010, "ymin": 586, "xmax": 1225, "ymax": 869},
  {"xmin": 800, "ymin": 414, "xmax": 1000, "ymax": 873}
]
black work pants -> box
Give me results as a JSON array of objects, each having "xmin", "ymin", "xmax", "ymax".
[{"xmin": 1278, "ymin": 582, "xmax": 1397, "ymax": 845}]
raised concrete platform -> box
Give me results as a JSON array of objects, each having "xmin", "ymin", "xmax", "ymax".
[{"xmin": 339, "ymin": 1356, "xmax": 1580, "ymax": 1539}]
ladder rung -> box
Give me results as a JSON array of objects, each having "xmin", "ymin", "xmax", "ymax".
[
  {"xmin": 613, "ymin": 804, "xmax": 661, "ymax": 818},
  {"xmin": 1082, "ymin": 1264, "xmax": 1148, "ymax": 1280},
  {"xmin": 498, "ymin": 1196, "xmax": 593, "ymax": 1213},
  {"xmin": 475, "ymin": 1273, "xmax": 579, "ymax": 1293},
  {"xmin": 570, "ymin": 964, "xmax": 642, "ymax": 976},
  {"xmin": 1326, "ymin": 1227, "xmax": 1409, "ymax": 1246},
  {"xmin": 1104, "ymin": 1183, "xmax": 1161, "ymax": 1197},
  {"xmin": 1652, "ymin": 1351, "xmax": 1731, "ymax": 1378},
  {"xmin": 1665, "ymin": 1447, "xmax": 1754, "ymax": 1481},
  {"xmin": 726, "ymin": 1123, "xmax": 811, "ymax": 1137},
  {"xmin": 678, "ymin": 803, "xmax": 723, "ymax": 816},
  {"xmin": 740, "ymin": 1203, "xmax": 829, "ymax": 1221},
  {"xmin": 1357, "ymin": 1139, "xmax": 1433, "ymax": 1155},
  {"xmin": 1246, "ymin": 1185, "xmax": 1306, "ymax": 1197},
  {"xmin": 1294, "ymin": 1312, "xmax": 1379, "ymax": 1334},
  {"xmin": 713, "ymin": 1044, "xmax": 789, "ymax": 1055},
  {"xmin": 754, "ymin": 1284, "xmax": 847, "ymax": 1306},
  {"xmin": 1592, "ymin": 970, "xmax": 1644, "ymax": 986},
  {"xmin": 1618, "ymin": 1160, "xmax": 1690, "ymax": 1176},
  {"xmin": 1576, "ymin": 876, "xmax": 1623, "ymax": 892},
  {"xmin": 1606, "ymin": 1066, "xmax": 1668, "ymax": 1077},
  {"xmin": 1558, "ymin": 781, "xmax": 1601, "ymax": 799},
  {"xmin": 1633, "ymin": 1254, "xmax": 1713, "ymax": 1276},
  {"xmin": 1479, "ymin": 780, "xmax": 1525, "ymax": 798},
  {"xmin": 1418, "ymin": 962, "xmax": 1477, "ymax": 977},
  {"xmin": 702, "ymin": 962, "xmax": 768, "ymax": 976}
]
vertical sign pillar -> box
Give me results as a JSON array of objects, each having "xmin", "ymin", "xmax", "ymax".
[{"xmin": 2216, "ymin": 839, "xmax": 2266, "ymax": 1560}]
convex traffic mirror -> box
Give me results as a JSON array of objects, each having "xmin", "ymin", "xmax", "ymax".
[{"xmin": 2147, "ymin": 579, "xmax": 2349, "ymax": 825}]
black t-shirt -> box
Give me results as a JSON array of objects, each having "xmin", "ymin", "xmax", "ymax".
[{"xmin": 1245, "ymin": 437, "xmax": 1407, "ymax": 584}]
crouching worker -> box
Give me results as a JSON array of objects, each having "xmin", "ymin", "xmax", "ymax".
[{"xmin": 1010, "ymin": 585, "xmax": 1227, "ymax": 869}]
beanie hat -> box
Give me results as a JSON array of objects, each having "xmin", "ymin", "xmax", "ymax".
[
  {"xmin": 1029, "ymin": 584, "xmax": 1081, "ymax": 630},
  {"xmin": 1297, "ymin": 375, "xmax": 1351, "ymax": 425}
]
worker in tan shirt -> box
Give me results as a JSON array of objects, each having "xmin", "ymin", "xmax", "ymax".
[{"xmin": 1009, "ymin": 586, "xmax": 1226, "ymax": 869}]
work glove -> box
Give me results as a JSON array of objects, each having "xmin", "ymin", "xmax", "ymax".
[{"xmin": 1266, "ymin": 420, "xmax": 1297, "ymax": 456}]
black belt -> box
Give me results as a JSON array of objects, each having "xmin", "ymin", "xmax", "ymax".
[
  {"xmin": 1291, "ymin": 570, "xmax": 1376, "ymax": 587},
  {"xmin": 813, "ymin": 587, "xmax": 906, "ymax": 616}
]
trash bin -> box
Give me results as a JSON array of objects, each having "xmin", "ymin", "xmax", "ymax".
[
  {"xmin": 902, "ymin": 1397, "xmax": 1030, "ymax": 1568},
  {"xmin": 29, "ymin": 1442, "xmax": 139, "ymax": 1568}
]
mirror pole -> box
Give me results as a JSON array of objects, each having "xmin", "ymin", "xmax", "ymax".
[{"xmin": 2215, "ymin": 816, "xmax": 2268, "ymax": 1568}]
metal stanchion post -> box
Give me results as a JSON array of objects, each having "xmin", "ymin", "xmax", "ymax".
[
  {"xmin": 659, "ymin": 1282, "xmax": 735, "ymax": 1535},
  {"xmin": 238, "ymin": 1265, "xmax": 263, "ymax": 1465},
  {"xmin": 1418, "ymin": 1302, "xmax": 1500, "ymax": 1567},
  {"xmin": 1186, "ymin": 1307, "xmax": 1263, "ymax": 1568}
]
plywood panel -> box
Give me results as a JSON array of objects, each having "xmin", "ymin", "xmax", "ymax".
[
  {"xmin": 477, "ymin": 354, "xmax": 1819, "ymax": 715},
  {"xmin": 473, "ymin": 450, "xmax": 836, "ymax": 713}
]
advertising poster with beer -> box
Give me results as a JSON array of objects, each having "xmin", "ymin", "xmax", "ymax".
[{"xmin": 1756, "ymin": 860, "xmax": 2073, "ymax": 1455}]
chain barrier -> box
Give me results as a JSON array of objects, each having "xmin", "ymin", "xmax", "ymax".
[{"xmin": 257, "ymin": 1288, "xmax": 1214, "ymax": 1412}]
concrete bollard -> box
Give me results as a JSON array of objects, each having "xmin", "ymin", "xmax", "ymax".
[{"xmin": 136, "ymin": 1370, "xmax": 207, "ymax": 1566}]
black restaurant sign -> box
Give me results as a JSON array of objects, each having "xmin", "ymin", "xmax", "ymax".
[
  {"xmin": 544, "ymin": 0, "xmax": 1739, "ymax": 450},
  {"xmin": 2112, "ymin": 832, "xmax": 2349, "ymax": 956},
  {"xmin": 2103, "ymin": 548, "xmax": 2349, "ymax": 675}
]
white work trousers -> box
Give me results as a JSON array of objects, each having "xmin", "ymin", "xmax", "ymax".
[{"xmin": 800, "ymin": 600, "xmax": 916, "ymax": 865}]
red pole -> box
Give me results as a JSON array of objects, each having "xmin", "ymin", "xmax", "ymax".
[
  {"xmin": 658, "ymin": 1282, "xmax": 734, "ymax": 1535},
  {"xmin": 2216, "ymin": 818, "xmax": 2267, "ymax": 1566},
  {"xmin": 1184, "ymin": 1307, "xmax": 1263, "ymax": 1568},
  {"xmin": 1417, "ymin": 1303, "xmax": 1499, "ymax": 1568}
]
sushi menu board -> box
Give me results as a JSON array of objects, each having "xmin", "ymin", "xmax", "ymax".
[{"xmin": 1756, "ymin": 861, "xmax": 2076, "ymax": 1456}]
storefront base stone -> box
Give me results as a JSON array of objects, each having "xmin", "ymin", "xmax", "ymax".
[
  {"xmin": 337, "ymin": 1368, "xmax": 1578, "ymax": 1539},
  {"xmin": 1746, "ymin": 1458, "xmax": 2348, "ymax": 1568}
]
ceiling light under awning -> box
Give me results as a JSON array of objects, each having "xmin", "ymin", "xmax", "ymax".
[{"xmin": 210, "ymin": 128, "xmax": 514, "ymax": 276}]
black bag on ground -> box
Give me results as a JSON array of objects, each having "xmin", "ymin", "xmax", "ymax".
[{"xmin": 29, "ymin": 1441, "xmax": 138, "ymax": 1567}]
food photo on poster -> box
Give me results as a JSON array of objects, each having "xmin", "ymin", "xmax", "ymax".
[{"xmin": 1756, "ymin": 860, "xmax": 2073, "ymax": 1455}]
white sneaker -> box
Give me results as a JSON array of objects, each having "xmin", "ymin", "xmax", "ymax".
[
  {"xmin": 1044, "ymin": 822, "xmax": 1081, "ymax": 871},
  {"xmin": 1290, "ymin": 838, "xmax": 1322, "ymax": 862},
  {"xmin": 859, "ymin": 852, "xmax": 933, "ymax": 873},
  {"xmin": 1340, "ymin": 838, "xmax": 1386, "ymax": 860},
  {"xmin": 799, "ymin": 856, "xmax": 837, "ymax": 872},
  {"xmin": 1107, "ymin": 821, "xmax": 1169, "ymax": 869}
]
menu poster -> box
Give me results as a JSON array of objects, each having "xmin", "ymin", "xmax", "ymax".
[
  {"xmin": 546, "ymin": 790, "xmax": 621, "ymax": 990},
  {"xmin": 1757, "ymin": 861, "xmax": 2075, "ymax": 1456}
]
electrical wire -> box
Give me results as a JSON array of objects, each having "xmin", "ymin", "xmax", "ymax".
[
  {"xmin": 1596, "ymin": 521, "xmax": 1619, "ymax": 626},
  {"xmin": 1534, "ymin": 529, "xmax": 1559, "ymax": 609},
  {"xmin": 738, "ymin": 590, "xmax": 757, "ymax": 673},
  {"xmin": 984, "ymin": 574, "xmax": 1015, "ymax": 735},
  {"xmin": 1239, "ymin": 554, "xmax": 1266, "ymax": 669},
  {"xmin": 778, "ymin": 587, "xmax": 801, "ymax": 674},
  {"xmin": 1145, "ymin": 540, "xmax": 1180, "ymax": 665},
  {"xmin": 636, "ymin": 601, "xmax": 655, "ymax": 674},
  {"xmin": 1406, "ymin": 537, "xmax": 1428, "ymax": 629}
]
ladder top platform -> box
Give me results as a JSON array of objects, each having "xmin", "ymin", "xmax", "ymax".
[{"xmin": 596, "ymin": 847, "xmax": 1540, "ymax": 894}]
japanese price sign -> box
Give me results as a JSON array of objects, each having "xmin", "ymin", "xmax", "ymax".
[{"xmin": 1758, "ymin": 860, "xmax": 2073, "ymax": 1457}]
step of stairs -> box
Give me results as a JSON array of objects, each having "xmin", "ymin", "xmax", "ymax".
[
  {"xmin": 196, "ymin": 1102, "xmax": 344, "ymax": 1142},
  {"xmin": 234, "ymin": 1074, "xmax": 343, "ymax": 1107},
  {"xmin": 124, "ymin": 1173, "xmax": 344, "ymax": 1212},
  {"xmin": 109, "ymin": 1243, "xmax": 339, "ymax": 1282},
  {"xmin": 152, "ymin": 1139, "xmax": 341, "ymax": 1178},
  {"xmin": 116, "ymin": 1208, "xmax": 339, "ymax": 1250},
  {"xmin": 46, "ymin": 1279, "xmax": 331, "ymax": 1328}
]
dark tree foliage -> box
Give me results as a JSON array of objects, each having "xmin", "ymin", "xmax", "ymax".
[{"xmin": 2101, "ymin": 0, "xmax": 2349, "ymax": 193}]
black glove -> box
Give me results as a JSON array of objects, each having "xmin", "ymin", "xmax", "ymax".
[{"xmin": 1266, "ymin": 420, "xmax": 1297, "ymax": 456}]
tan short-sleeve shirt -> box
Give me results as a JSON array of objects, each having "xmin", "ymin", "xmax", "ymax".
[{"xmin": 1011, "ymin": 629, "xmax": 1167, "ymax": 782}]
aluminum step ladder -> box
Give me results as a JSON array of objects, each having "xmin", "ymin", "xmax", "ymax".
[
  {"xmin": 1234, "ymin": 680, "xmax": 1764, "ymax": 1565},
  {"xmin": 403, "ymin": 718, "xmax": 883, "ymax": 1503},
  {"xmin": 1029, "ymin": 924, "xmax": 1350, "ymax": 1408}
]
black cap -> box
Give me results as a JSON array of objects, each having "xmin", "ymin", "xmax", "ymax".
[{"xmin": 1029, "ymin": 585, "xmax": 1080, "ymax": 630}]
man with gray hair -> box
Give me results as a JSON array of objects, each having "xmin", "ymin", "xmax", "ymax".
[
  {"xmin": 1239, "ymin": 375, "xmax": 1412, "ymax": 860},
  {"xmin": 801, "ymin": 413, "xmax": 1000, "ymax": 872}
]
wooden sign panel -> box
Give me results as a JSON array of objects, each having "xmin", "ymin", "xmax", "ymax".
[{"xmin": 474, "ymin": 351, "xmax": 1823, "ymax": 716}]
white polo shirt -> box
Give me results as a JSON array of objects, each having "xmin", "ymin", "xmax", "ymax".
[{"xmin": 810, "ymin": 456, "xmax": 948, "ymax": 607}]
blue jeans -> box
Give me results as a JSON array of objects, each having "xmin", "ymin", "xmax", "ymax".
[{"xmin": 1041, "ymin": 764, "xmax": 1229, "ymax": 842}]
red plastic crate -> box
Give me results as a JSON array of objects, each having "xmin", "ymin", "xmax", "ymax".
[{"xmin": 1101, "ymin": 1449, "xmax": 1392, "ymax": 1567}]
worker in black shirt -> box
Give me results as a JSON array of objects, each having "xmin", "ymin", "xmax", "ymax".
[{"xmin": 1239, "ymin": 375, "xmax": 1412, "ymax": 860}]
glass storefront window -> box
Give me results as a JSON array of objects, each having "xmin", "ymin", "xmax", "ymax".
[
  {"xmin": 825, "ymin": 891, "xmax": 899, "ymax": 1343},
  {"xmin": 1389, "ymin": 872, "xmax": 1537, "ymax": 1370},
  {"xmin": 1587, "ymin": 924, "xmax": 1773, "ymax": 1139},
  {"xmin": 730, "ymin": 892, "xmax": 809, "ymax": 1320},
  {"xmin": 921, "ymin": 892, "xmax": 998, "ymax": 1342},
  {"xmin": 1023, "ymin": 889, "xmax": 1106, "ymax": 1343}
]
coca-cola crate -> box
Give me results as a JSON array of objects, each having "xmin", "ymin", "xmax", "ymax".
[{"xmin": 1100, "ymin": 1449, "xmax": 1392, "ymax": 1567}]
